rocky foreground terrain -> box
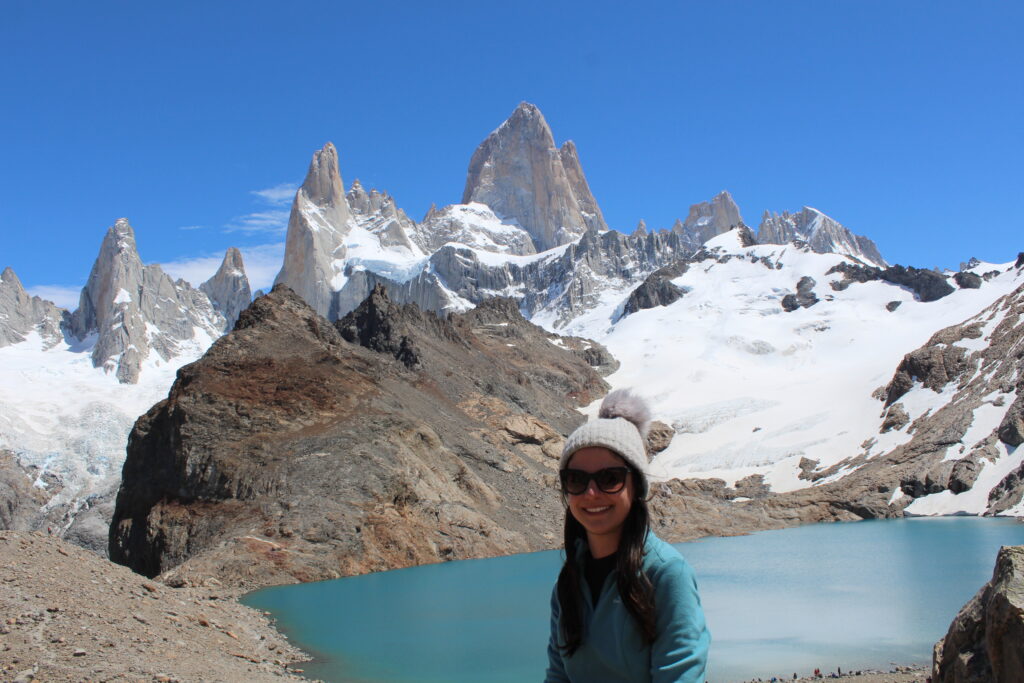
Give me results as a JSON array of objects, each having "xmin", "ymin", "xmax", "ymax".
[{"xmin": 0, "ymin": 531, "xmax": 311, "ymax": 682}]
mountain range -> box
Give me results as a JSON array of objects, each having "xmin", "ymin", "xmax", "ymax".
[{"xmin": 1, "ymin": 102, "xmax": 1021, "ymax": 574}]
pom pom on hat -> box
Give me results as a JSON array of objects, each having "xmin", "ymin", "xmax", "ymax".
[
  {"xmin": 560, "ymin": 389, "xmax": 651, "ymax": 496},
  {"xmin": 598, "ymin": 389, "xmax": 652, "ymax": 439}
]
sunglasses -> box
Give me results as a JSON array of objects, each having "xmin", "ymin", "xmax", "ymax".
[{"xmin": 559, "ymin": 467, "xmax": 630, "ymax": 495}]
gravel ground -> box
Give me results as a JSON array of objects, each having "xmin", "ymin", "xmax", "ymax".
[{"xmin": 0, "ymin": 532, "xmax": 316, "ymax": 682}]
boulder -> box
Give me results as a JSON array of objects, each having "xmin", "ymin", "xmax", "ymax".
[{"xmin": 933, "ymin": 545, "xmax": 1024, "ymax": 683}]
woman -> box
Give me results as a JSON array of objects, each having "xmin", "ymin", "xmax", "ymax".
[{"xmin": 545, "ymin": 389, "xmax": 710, "ymax": 682}]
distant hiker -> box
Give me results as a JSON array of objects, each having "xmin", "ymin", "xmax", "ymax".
[{"xmin": 545, "ymin": 389, "xmax": 710, "ymax": 682}]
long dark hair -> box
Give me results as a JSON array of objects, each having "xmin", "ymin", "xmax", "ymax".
[{"xmin": 555, "ymin": 466, "xmax": 656, "ymax": 656}]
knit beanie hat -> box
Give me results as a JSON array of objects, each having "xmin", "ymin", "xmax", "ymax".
[{"xmin": 560, "ymin": 389, "xmax": 652, "ymax": 496}]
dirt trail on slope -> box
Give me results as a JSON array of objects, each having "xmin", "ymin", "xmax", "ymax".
[{"xmin": 0, "ymin": 531, "xmax": 315, "ymax": 682}]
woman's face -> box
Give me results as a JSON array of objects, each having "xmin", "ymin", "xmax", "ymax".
[{"xmin": 565, "ymin": 447, "xmax": 634, "ymax": 557}]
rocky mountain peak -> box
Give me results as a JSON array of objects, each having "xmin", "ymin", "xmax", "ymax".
[
  {"xmin": 199, "ymin": 247, "xmax": 252, "ymax": 331},
  {"xmin": 299, "ymin": 142, "xmax": 349, "ymax": 224},
  {"xmin": 0, "ymin": 266, "xmax": 67, "ymax": 349},
  {"xmin": 758, "ymin": 206, "xmax": 887, "ymax": 267},
  {"xmin": 679, "ymin": 190, "xmax": 744, "ymax": 245},
  {"xmin": 275, "ymin": 143, "xmax": 356, "ymax": 317},
  {"xmin": 69, "ymin": 219, "xmax": 225, "ymax": 383},
  {"xmin": 461, "ymin": 102, "xmax": 607, "ymax": 252}
]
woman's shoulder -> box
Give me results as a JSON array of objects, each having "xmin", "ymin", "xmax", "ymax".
[{"xmin": 642, "ymin": 532, "xmax": 697, "ymax": 582}]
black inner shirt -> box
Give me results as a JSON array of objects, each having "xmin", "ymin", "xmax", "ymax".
[{"xmin": 585, "ymin": 552, "xmax": 618, "ymax": 604}]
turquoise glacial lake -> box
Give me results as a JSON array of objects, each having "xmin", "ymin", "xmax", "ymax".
[{"xmin": 242, "ymin": 517, "xmax": 1024, "ymax": 682}]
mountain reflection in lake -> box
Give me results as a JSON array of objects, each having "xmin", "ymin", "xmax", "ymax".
[{"xmin": 243, "ymin": 517, "xmax": 1024, "ymax": 682}]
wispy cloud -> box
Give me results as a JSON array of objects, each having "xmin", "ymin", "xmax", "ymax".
[
  {"xmin": 179, "ymin": 224, "xmax": 205, "ymax": 231},
  {"xmin": 27, "ymin": 285, "xmax": 81, "ymax": 310},
  {"xmin": 224, "ymin": 209, "xmax": 291, "ymax": 235},
  {"xmin": 251, "ymin": 182, "xmax": 299, "ymax": 206},
  {"xmin": 158, "ymin": 242, "xmax": 284, "ymax": 293},
  {"xmin": 219, "ymin": 182, "xmax": 298, "ymax": 235}
]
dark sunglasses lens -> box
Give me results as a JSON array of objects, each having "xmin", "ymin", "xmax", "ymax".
[
  {"xmin": 561, "ymin": 470, "xmax": 588, "ymax": 494},
  {"xmin": 595, "ymin": 469, "xmax": 627, "ymax": 492}
]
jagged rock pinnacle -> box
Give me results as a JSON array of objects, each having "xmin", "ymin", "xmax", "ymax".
[
  {"xmin": 461, "ymin": 102, "xmax": 607, "ymax": 252},
  {"xmin": 200, "ymin": 247, "xmax": 252, "ymax": 331}
]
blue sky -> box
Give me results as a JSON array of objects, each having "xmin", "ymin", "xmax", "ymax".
[{"xmin": 2, "ymin": 1, "xmax": 1021, "ymax": 308}]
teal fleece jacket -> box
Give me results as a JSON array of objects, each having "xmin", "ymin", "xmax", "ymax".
[{"xmin": 544, "ymin": 532, "xmax": 710, "ymax": 682}]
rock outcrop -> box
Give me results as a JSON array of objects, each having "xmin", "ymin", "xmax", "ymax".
[
  {"xmin": 274, "ymin": 142, "xmax": 353, "ymax": 318},
  {"xmin": 109, "ymin": 284, "xmax": 608, "ymax": 588},
  {"xmin": 200, "ymin": 247, "xmax": 252, "ymax": 331},
  {"xmin": 0, "ymin": 450, "xmax": 46, "ymax": 531},
  {"xmin": 828, "ymin": 262, "xmax": 956, "ymax": 302},
  {"xmin": 933, "ymin": 545, "xmax": 1024, "ymax": 683},
  {"xmin": 68, "ymin": 219, "xmax": 225, "ymax": 384},
  {"xmin": 759, "ymin": 206, "xmax": 887, "ymax": 267},
  {"xmin": 781, "ymin": 276, "xmax": 819, "ymax": 312},
  {"xmin": 346, "ymin": 179, "xmax": 420, "ymax": 253},
  {"xmin": 621, "ymin": 261, "xmax": 690, "ymax": 318},
  {"xmin": 862, "ymin": 280, "xmax": 1024, "ymax": 514},
  {"xmin": 674, "ymin": 191, "xmax": 743, "ymax": 246},
  {"xmin": 462, "ymin": 102, "xmax": 607, "ymax": 252},
  {"xmin": 0, "ymin": 267, "xmax": 67, "ymax": 349}
]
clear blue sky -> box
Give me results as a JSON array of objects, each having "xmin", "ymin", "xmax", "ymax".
[{"xmin": 2, "ymin": 1, "xmax": 1021, "ymax": 307}]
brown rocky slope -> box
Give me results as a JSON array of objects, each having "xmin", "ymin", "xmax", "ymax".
[
  {"xmin": 0, "ymin": 531, "xmax": 310, "ymax": 682},
  {"xmin": 109, "ymin": 284, "xmax": 609, "ymax": 589}
]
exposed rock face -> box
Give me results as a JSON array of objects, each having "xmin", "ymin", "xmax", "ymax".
[
  {"xmin": 0, "ymin": 267, "xmax": 68, "ymax": 349},
  {"xmin": 885, "ymin": 343, "xmax": 972, "ymax": 405},
  {"xmin": 68, "ymin": 219, "xmax": 225, "ymax": 384},
  {"xmin": 759, "ymin": 207, "xmax": 887, "ymax": 267},
  {"xmin": 274, "ymin": 142, "xmax": 353, "ymax": 318},
  {"xmin": 200, "ymin": 247, "xmax": 252, "ymax": 331},
  {"xmin": 621, "ymin": 261, "xmax": 689, "ymax": 318},
  {"xmin": 781, "ymin": 276, "xmax": 819, "ymax": 312},
  {"xmin": 996, "ymin": 393, "xmax": 1024, "ymax": 447},
  {"xmin": 861, "ymin": 281, "xmax": 1024, "ymax": 514},
  {"xmin": 828, "ymin": 262, "xmax": 956, "ymax": 302},
  {"xmin": 462, "ymin": 102, "xmax": 607, "ymax": 252},
  {"xmin": 109, "ymin": 285, "xmax": 609, "ymax": 588},
  {"xmin": 955, "ymin": 271, "xmax": 983, "ymax": 289},
  {"xmin": 346, "ymin": 179, "xmax": 420, "ymax": 253},
  {"xmin": 333, "ymin": 221, "xmax": 695, "ymax": 327},
  {"xmin": 0, "ymin": 450, "xmax": 46, "ymax": 531},
  {"xmin": 676, "ymin": 191, "xmax": 743, "ymax": 245},
  {"xmin": 933, "ymin": 545, "xmax": 1024, "ymax": 683}
]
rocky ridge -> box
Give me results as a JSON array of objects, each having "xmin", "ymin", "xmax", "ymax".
[
  {"xmin": 759, "ymin": 206, "xmax": 887, "ymax": 267},
  {"xmin": 108, "ymin": 284, "xmax": 610, "ymax": 588},
  {"xmin": 0, "ymin": 268, "xmax": 67, "ymax": 349}
]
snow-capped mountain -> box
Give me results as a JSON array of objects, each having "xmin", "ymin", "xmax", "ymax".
[
  {"xmin": 758, "ymin": 206, "xmax": 887, "ymax": 267},
  {"xmin": 2, "ymin": 101, "xmax": 1021, "ymax": 552},
  {"xmin": 69, "ymin": 219, "xmax": 227, "ymax": 384},
  {"xmin": 0, "ymin": 222, "xmax": 252, "ymax": 543}
]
